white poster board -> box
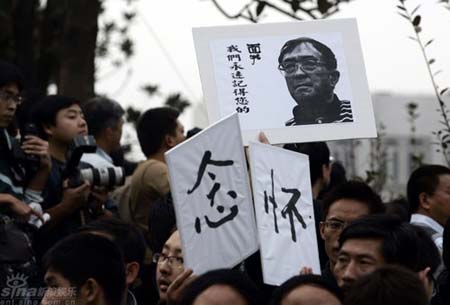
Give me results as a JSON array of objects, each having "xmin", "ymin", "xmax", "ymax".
[
  {"xmin": 249, "ymin": 142, "xmax": 320, "ymax": 285},
  {"xmin": 165, "ymin": 113, "xmax": 258, "ymax": 275},
  {"xmin": 193, "ymin": 18, "xmax": 376, "ymax": 145}
]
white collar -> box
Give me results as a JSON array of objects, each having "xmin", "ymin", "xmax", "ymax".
[
  {"xmin": 97, "ymin": 147, "xmax": 113, "ymax": 163},
  {"xmin": 410, "ymin": 213, "xmax": 444, "ymax": 234}
]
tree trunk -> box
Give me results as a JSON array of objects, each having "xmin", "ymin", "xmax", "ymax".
[
  {"xmin": 58, "ymin": 0, "xmax": 100, "ymax": 102},
  {"xmin": 13, "ymin": 0, "xmax": 38, "ymax": 90}
]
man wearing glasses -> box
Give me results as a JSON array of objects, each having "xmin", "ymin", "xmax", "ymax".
[
  {"xmin": 278, "ymin": 37, "xmax": 353, "ymax": 126},
  {"xmin": 318, "ymin": 181, "xmax": 385, "ymax": 286},
  {"xmin": 153, "ymin": 230, "xmax": 186, "ymax": 305}
]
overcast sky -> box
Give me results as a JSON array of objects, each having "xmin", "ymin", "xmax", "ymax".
[{"xmin": 96, "ymin": 0, "xmax": 450, "ymax": 128}]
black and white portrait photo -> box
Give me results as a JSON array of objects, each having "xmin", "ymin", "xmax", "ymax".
[
  {"xmin": 278, "ymin": 37, "xmax": 353, "ymax": 126},
  {"xmin": 193, "ymin": 19, "xmax": 376, "ymax": 144}
]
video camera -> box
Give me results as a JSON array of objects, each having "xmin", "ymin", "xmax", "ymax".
[{"xmin": 63, "ymin": 135, "xmax": 125, "ymax": 188}]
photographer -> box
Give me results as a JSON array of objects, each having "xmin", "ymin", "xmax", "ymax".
[
  {"xmin": 81, "ymin": 96, "xmax": 124, "ymax": 167},
  {"xmin": 81, "ymin": 97, "xmax": 125, "ymax": 214},
  {"xmin": 0, "ymin": 62, "xmax": 51, "ymax": 285},
  {"xmin": 31, "ymin": 95, "xmax": 110, "ymax": 257}
]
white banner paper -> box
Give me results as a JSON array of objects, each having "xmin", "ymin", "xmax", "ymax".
[
  {"xmin": 165, "ymin": 113, "xmax": 258, "ymax": 275},
  {"xmin": 249, "ymin": 142, "xmax": 320, "ymax": 285}
]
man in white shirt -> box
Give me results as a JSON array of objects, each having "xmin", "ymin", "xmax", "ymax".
[
  {"xmin": 81, "ymin": 96, "xmax": 124, "ymax": 167},
  {"xmin": 407, "ymin": 164, "xmax": 450, "ymax": 252}
]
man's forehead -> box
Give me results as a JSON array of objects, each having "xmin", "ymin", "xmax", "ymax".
[
  {"xmin": 0, "ymin": 82, "xmax": 20, "ymax": 94},
  {"xmin": 60, "ymin": 104, "xmax": 82, "ymax": 114},
  {"xmin": 282, "ymin": 42, "xmax": 323, "ymax": 61},
  {"xmin": 327, "ymin": 199, "xmax": 370, "ymax": 221},
  {"xmin": 163, "ymin": 231, "xmax": 182, "ymax": 253},
  {"xmin": 341, "ymin": 238, "xmax": 383, "ymax": 257},
  {"xmin": 44, "ymin": 269, "xmax": 70, "ymax": 284},
  {"xmin": 437, "ymin": 174, "xmax": 450, "ymax": 186}
]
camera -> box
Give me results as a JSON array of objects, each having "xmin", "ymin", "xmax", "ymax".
[
  {"xmin": 63, "ymin": 135, "xmax": 125, "ymax": 188},
  {"xmin": 79, "ymin": 166, "xmax": 125, "ymax": 188},
  {"xmin": 63, "ymin": 135, "xmax": 97, "ymax": 187},
  {"xmin": 4, "ymin": 123, "xmax": 42, "ymax": 183}
]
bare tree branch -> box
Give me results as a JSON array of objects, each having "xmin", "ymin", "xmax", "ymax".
[
  {"xmin": 208, "ymin": 0, "xmax": 356, "ymax": 22},
  {"xmin": 210, "ymin": 0, "xmax": 257, "ymax": 22}
]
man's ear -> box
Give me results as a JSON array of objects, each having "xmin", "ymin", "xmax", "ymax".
[
  {"xmin": 80, "ymin": 278, "xmax": 101, "ymax": 304},
  {"xmin": 329, "ymin": 70, "xmax": 340, "ymax": 87},
  {"xmin": 165, "ymin": 133, "xmax": 176, "ymax": 148},
  {"xmin": 103, "ymin": 127, "xmax": 114, "ymax": 140},
  {"xmin": 419, "ymin": 192, "xmax": 431, "ymax": 211},
  {"xmin": 125, "ymin": 262, "xmax": 140, "ymax": 286},
  {"xmin": 319, "ymin": 221, "xmax": 326, "ymax": 240},
  {"xmin": 417, "ymin": 267, "xmax": 434, "ymax": 299},
  {"xmin": 43, "ymin": 124, "xmax": 54, "ymax": 137},
  {"xmin": 322, "ymin": 164, "xmax": 332, "ymax": 187}
]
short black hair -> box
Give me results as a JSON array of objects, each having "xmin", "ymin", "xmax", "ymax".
[
  {"xmin": 43, "ymin": 233, "xmax": 126, "ymax": 305},
  {"xmin": 179, "ymin": 269, "xmax": 262, "ymax": 305},
  {"xmin": 407, "ymin": 164, "xmax": 450, "ymax": 214},
  {"xmin": 344, "ymin": 265, "xmax": 428, "ymax": 305},
  {"xmin": 136, "ymin": 107, "xmax": 180, "ymax": 156},
  {"xmin": 385, "ymin": 197, "xmax": 410, "ymax": 222},
  {"xmin": 411, "ymin": 225, "xmax": 441, "ymax": 275},
  {"xmin": 322, "ymin": 181, "xmax": 385, "ymax": 219},
  {"xmin": 79, "ymin": 218, "xmax": 146, "ymax": 267},
  {"xmin": 32, "ymin": 94, "xmax": 81, "ymax": 129},
  {"xmin": 271, "ymin": 274, "xmax": 342, "ymax": 305},
  {"xmin": 148, "ymin": 192, "xmax": 177, "ymax": 253},
  {"xmin": 283, "ymin": 142, "xmax": 330, "ymax": 185},
  {"xmin": 278, "ymin": 37, "xmax": 337, "ymax": 71},
  {"xmin": 83, "ymin": 96, "xmax": 124, "ymax": 137},
  {"xmin": 0, "ymin": 61, "xmax": 24, "ymax": 91},
  {"xmin": 338, "ymin": 215, "xmax": 421, "ymax": 271}
]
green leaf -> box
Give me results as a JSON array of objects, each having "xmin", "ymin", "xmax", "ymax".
[
  {"xmin": 428, "ymin": 59, "xmax": 436, "ymax": 65},
  {"xmin": 412, "ymin": 15, "xmax": 421, "ymax": 26},
  {"xmin": 441, "ymin": 88, "xmax": 449, "ymax": 95},
  {"xmin": 256, "ymin": 1, "xmax": 266, "ymax": 16}
]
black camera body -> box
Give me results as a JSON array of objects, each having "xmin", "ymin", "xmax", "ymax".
[
  {"xmin": 5, "ymin": 123, "xmax": 42, "ymax": 183},
  {"xmin": 63, "ymin": 135, "xmax": 97, "ymax": 188}
]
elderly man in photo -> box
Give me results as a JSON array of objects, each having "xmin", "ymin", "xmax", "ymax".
[{"xmin": 278, "ymin": 37, "xmax": 353, "ymax": 126}]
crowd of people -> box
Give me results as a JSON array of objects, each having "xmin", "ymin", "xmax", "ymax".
[{"xmin": 1, "ymin": 59, "xmax": 450, "ymax": 305}]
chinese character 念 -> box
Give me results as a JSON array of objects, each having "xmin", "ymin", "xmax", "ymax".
[{"xmin": 187, "ymin": 151, "xmax": 239, "ymax": 234}]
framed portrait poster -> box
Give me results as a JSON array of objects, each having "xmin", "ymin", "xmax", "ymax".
[{"xmin": 193, "ymin": 18, "xmax": 377, "ymax": 145}]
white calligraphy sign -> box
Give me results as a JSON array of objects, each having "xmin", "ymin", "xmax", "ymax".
[
  {"xmin": 165, "ymin": 113, "xmax": 258, "ymax": 275},
  {"xmin": 249, "ymin": 142, "xmax": 320, "ymax": 285}
]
